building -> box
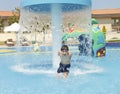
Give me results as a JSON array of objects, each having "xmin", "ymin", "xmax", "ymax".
[
  {"xmin": 0, "ymin": 11, "xmax": 18, "ymax": 33},
  {"xmin": 0, "ymin": 11, "xmax": 14, "ymax": 32},
  {"xmin": 0, "ymin": 11, "xmax": 15, "ymax": 25},
  {"xmin": 92, "ymin": 8, "xmax": 120, "ymax": 32}
]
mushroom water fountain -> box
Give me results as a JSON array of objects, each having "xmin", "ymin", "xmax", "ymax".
[{"xmin": 20, "ymin": 0, "xmax": 92, "ymax": 68}]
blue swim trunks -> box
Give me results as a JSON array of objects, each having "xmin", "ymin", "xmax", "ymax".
[{"xmin": 57, "ymin": 63, "xmax": 70, "ymax": 73}]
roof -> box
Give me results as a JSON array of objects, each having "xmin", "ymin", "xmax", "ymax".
[
  {"xmin": 92, "ymin": 8, "xmax": 120, "ymax": 15},
  {"xmin": 92, "ymin": 8, "xmax": 120, "ymax": 18},
  {"xmin": 0, "ymin": 11, "xmax": 17, "ymax": 17}
]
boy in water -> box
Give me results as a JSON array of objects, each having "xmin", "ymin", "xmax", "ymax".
[{"xmin": 57, "ymin": 45, "xmax": 72, "ymax": 78}]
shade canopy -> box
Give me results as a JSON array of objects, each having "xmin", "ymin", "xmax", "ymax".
[
  {"xmin": 21, "ymin": 0, "xmax": 91, "ymax": 7},
  {"xmin": 4, "ymin": 22, "xmax": 20, "ymax": 32},
  {"xmin": 4, "ymin": 22, "xmax": 27, "ymax": 32}
]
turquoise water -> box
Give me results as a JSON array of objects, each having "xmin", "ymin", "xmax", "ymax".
[{"xmin": 0, "ymin": 47, "xmax": 120, "ymax": 94}]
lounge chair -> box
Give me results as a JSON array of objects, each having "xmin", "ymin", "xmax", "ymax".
[
  {"xmin": 5, "ymin": 39, "xmax": 14, "ymax": 46},
  {"xmin": 20, "ymin": 37, "xmax": 29, "ymax": 46}
]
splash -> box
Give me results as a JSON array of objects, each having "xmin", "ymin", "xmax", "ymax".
[
  {"xmin": 10, "ymin": 63, "xmax": 55, "ymax": 75},
  {"xmin": 72, "ymin": 63, "xmax": 103, "ymax": 76},
  {"xmin": 11, "ymin": 63, "xmax": 103, "ymax": 76}
]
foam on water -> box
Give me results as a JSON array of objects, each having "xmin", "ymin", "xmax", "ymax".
[
  {"xmin": 11, "ymin": 63, "xmax": 103, "ymax": 76},
  {"xmin": 72, "ymin": 64, "xmax": 103, "ymax": 76},
  {"xmin": 10, "ymin": 63, "xmax": 55, "ymax": 75}
]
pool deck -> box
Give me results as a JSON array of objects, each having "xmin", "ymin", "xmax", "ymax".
[
  {"xmin": 0, "ymin": 31, "xmax": 120, "ymax": 47},
  {"xmin": 106, "ymin": 31, "xmax": 120, "ymax": 41}
]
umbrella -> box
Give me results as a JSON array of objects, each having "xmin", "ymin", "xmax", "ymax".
[
  {"xmin": 4, "ymin": 22, "xmax": 20, "ymax": 32},
  {"xmin": 4, "ymin": 22, "xmax": 27, "ymax": 46}
]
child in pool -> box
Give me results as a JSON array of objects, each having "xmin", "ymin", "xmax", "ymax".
[
  {"xmin": 57, "ymin": 45, "xmax": 72, "ymax": 78},
  {"xmin": 33, "ymin": 42, "xmax": 39, "ymax": 52}
]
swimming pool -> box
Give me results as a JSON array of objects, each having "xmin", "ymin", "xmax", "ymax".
[{"xmin": 0, "ymin": 46, "xmax": 120, "ymax": 94}]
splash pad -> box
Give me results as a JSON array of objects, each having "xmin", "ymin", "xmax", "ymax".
[
  {"xmin": 1, "ymin": 1, "xmax": 119, "ymax": 93},
  {"xmin": 17, "ymin": 0, "xmax": 105, "ymax": 75}
]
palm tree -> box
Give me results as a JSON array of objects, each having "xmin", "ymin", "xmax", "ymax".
[{"xmin": 41, "ymin": 24, "xmax": 50, "ymax": 43}]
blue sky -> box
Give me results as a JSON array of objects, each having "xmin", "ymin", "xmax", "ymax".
[{"xmin": 0, "ymin": 0, "xmax": 120, "ymax": 11}]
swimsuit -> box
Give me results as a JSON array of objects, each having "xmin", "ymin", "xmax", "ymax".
[{"xmin": 57, "ymin": 54, "xmax": 71, "ymax": 73}]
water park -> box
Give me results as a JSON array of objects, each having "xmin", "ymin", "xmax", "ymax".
[{"xmin": 0, "ymin": 0, "xmax": 120, "ymax": 94}]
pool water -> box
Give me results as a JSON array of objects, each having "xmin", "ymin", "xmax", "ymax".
[{"xmin": 0, "ymin": 47, "xmax": 120, "ymax": 94}]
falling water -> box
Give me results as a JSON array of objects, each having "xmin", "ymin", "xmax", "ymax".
[
  {"xmin": 19, "ymin": 2, "xmax": 92, "ymax": 70},
  {"xmin": 51, "ymin": 4, "xmax": 62, "ymax": 68}
]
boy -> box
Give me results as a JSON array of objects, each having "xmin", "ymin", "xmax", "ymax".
[{"xmin": 57, "ymin": 45, "xmax": 72, "ymax": 78}]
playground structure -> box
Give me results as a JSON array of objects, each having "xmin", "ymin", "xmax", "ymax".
[{"xmin": 62, "ymin": 25, "xmax": 106, "ymax": 57}]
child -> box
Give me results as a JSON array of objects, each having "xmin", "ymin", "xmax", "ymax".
[
  {"xmin": 57, "ymin": 45, "xmax": 72, "ymax": 78},
  {"xmin": 33, "ymin": 42, "xmax": 39, "ymax": 52}
]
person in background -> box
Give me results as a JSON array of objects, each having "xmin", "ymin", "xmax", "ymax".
[{"xmin": 33, "ymin": 42, "xmax": 39, "ymax": 52}]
